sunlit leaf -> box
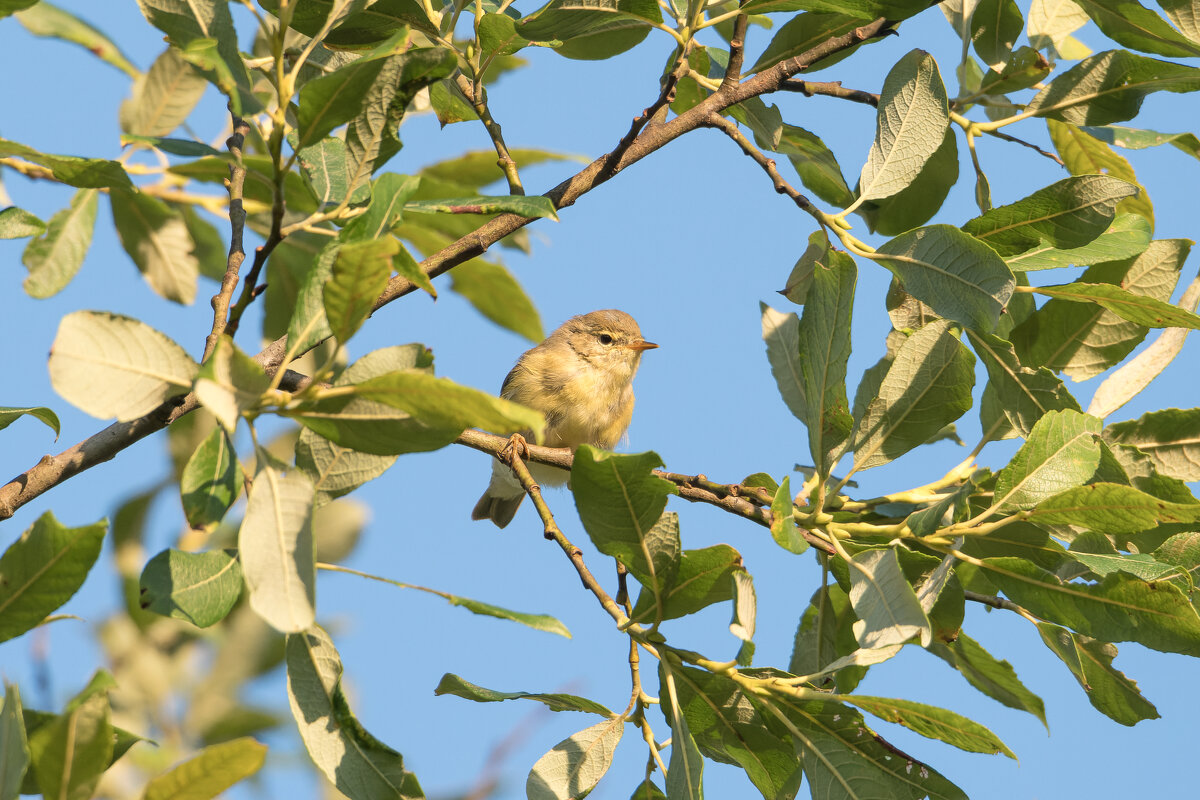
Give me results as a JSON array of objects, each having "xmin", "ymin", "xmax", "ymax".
[
  {"xmin": 435, "ymin": 674, "xmax": 613, "ymax": 715},
  {"xmin": 139, "ymin": 548, "xmax": 243, "ymax": 628}
]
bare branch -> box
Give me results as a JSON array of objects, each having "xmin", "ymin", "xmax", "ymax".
[
  {"xmin": 203, "ymin": 113, "xmax": 252, "ymax": 361},
  {"xmin": 456, "ymin": 74, "xmax": 525, "ymax": 195},
  {"xmin": 703, "ymin": 112, "xmax": 818, "ymax": 214},
  {"xmin": 779, "ymin": 79, "xmax": 880, "ymax": 107},
  {"xmin": 721, "ymin": 13, "xmax": 750, "ymax": 90}
]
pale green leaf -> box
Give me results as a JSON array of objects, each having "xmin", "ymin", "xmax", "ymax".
[
  {"xmin": 873, "ymin": 224, "xmax": 1015, "ymax": 332},
  {"xmin": 119, "ymin": 46, "xmax": 207, "ymax": 136},
  {"xmin": 525, "ymin": 718, "xmax": 624, "ymax": 800},
  {"xmin": 180, "ymin": 427, "xmax": 240, "ymax": 529},
  {"xmin": 0, "ymin": 207, "xmax": 45, "ymax": 239},
  {"xmin": 840, "ymin": 695, "xmax": 1016, "ymax": 757},
  {"xmin": 1005, "ymin": 213, "xmax": 1152, "ymax": 271},
  {"xmin": 239, "ymin": 465, "xmax": 316, "ymax": 633},
  {"xmin": 1105, "ymin": 408, "xmax": 1200, "ymax": 481},
  {"xmin": 22, "ymin": 189, "xmax": 98, "ymax": 298},
  {"xmin": 1026, "ymin": 49, "xmax": 1200, "ymax": 125},
  {"xmin": 992, "ymin": 409, "xmax": 1102, "ymax": 510},
  {"xmin": 110, "ymin": 189, "xmax": 199, "ymax": 304},
  {"xmin": 848, "ymin": 548, "xmax": 932, "ymax": 648},
  {"xmin": 286, "ymin": 626, "xmax": 424, "ymax": 799},
  {"xmin": 142, "ymin": 737, "xmax": 267, "ymax": 800},
  {"xmin": 1035, "ymin": 621, "xmax": 1159, "ymax": 725},
  {"xmin": 857, "ymin": 50, "xmax": 950, "ymax": 203},
  {"xmin": 0, "ymin": 406, "xmax": 60, "ymax": 438},
  {"xmin": 15, "ymin": 2, "xmax": 138, "ymax": 77},
  {"xmin": 434, "ymin": 674, "xmax": 612, "ymax": 715}
]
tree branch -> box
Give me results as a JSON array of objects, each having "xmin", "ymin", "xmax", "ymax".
[
  {"xmin": 457, "ymin": 430, "xmax": 835, "ymax": 555},
  {"xmin": 0, "ymin": 17, "xmax": 896, "ymax": 521},
  {"xmin": 456, "ymin": 74, "xmax": 524, "ymax": 195},
  {"xmin": 720, "ymin": 13, "xmax": 750, "ymax": 91},
  {"xmin": 779, "ymin": 79, "xmax": 880, "ymax": 107},
  {"xmin": 203, "ymin": 113, "xmax": 252, "ymax": 361},
  {"xmin": 703, "ymin": 112, "xmax": 818, "ymax": 215}
]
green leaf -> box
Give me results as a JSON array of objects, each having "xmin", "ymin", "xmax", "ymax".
[
  {"xmin": 179, "ymin": 205, "xmax": 226, "ymax": 281},
  {"xmin": 1067, "ymin": 534, "xmax": 1180, "ymax": 579},
  {"xmin": 774, "ymin": 124, "xmax": 855, "ymax": 208},
  {"xmin": 1035, "ymin": 621, "xmax": 1159, "ymax": 725},
  {"xmin": 1, "ymin": 684, "xmax": 29, "ymax": 800},
  {"xmin": 419, "ymin": 148, "xmax": 578, "ymax": 188},
  {"xmin": 518, "ymin": 0, "xmax": 660, "ymax": 60},
  {"xmin": 0, "ymin": 512, "xmax": 105, "ymax": 644},
  {"xmin": 729, "ymin": 97, "xmax": 783, "ymax": 150},
  {"xmin": 962, "ymin": 175, "xmax": 1138, "ymax": 257},
  {"xmin": 14, "ymin": 2, "xmax": 138, "ymax": 77},
  {"xmin": 852, "ymin": 319, "xmax": 975, "ymax": 470},
  {"xmin": 324, "ymin": 239, "xmax": 395, "ymax": 344},
  {"xmin": 119, "ymin": 46, "xmax": 207, "ymax": 137},
  {"xmin": 770, "ymin": 477, "xmax": 808, "ymax": 553},
  {"xmin": 142, "ymin": 737, "xmax": 267, "ymax": 800},
  {"xmin": 839, "ymin": 695, "xmax": 1015, "ymax": 757},
  {"xmin": 286, "ymin": 626, "xmax": 424, "ymax": 800},
  {"xmin": 630, "ymin": 544, "xmax": 742, "ymax": 624},
  {"xmin": 295, "ymin": 32, "xmax": 411, "ymax": 150},
  {"xmin": 0, "ymin": 138, "xmax": 133, "ymax": 190},
  {"xmin": 110, "ymin": 189, "xmax": 199, "ymax": 304},
  {"xmin": 993, "ymin": 409, "xmax": 1102, "ymax": 510},
  {"xmin": 1080, "ymin": 124, "xmax": 1200, "ymax": 160},
  {"xmin": 748, "ymin": 12, "xmax": 863, "ymax": 74},
  {"xmin": 760, "ymin": 303, "xmax": 807, "ymax": 421},
  {"xmin": 796, "ymin": 249, "xmax": 856, "ymax": 477},
  {"xmin": 343, "ymin": 47, "xmax": 457, "ymax": 184},
  {"xmin": 857, "ymin": 128, "xmax": 959, "ymax": 236},
  {"xmin": 1026, "ymin": 49, "xmax": 1200, "ymax": 125},
  {"xmin": 287, "ymin": 239, "xmax": 340, "ymax": 355},
  {"xmin": 22, "ymin": 188, "xmax": 98, "ymax": 298},
  {"xmin": 1106, "ymin": 408, "xmax": 1200, "ymax": 481},
  {"xmin": 790, "ymin": 583, "xmax": 868, "ymax": 691},
  {"xmin": 976, "ymin": 46, "xmax": 1052, "ymax": 95},
  {"xmin": 0, "ymin": 0, "xmax": 36, "ymax": 17},
  {"xmin": 847, "ymin": 548, "xmax": 931, "ymax": 648},
  {"xmin": 525, "ymin": 718, "xmax": 624, "ymax": 800},
  {"xmin": 347, "ymin": 370, "xmax": 547, "ymax": 440},
  {"xmin": 1048, "ymin": 120, "xmax": 1154, "ymax": 227},
  {"xmin": 28, "ymin": 693, "xmax": 111, "ymax": 800},
  {"xmin": 928, "ymin": 634, "xmax": 1047, "ymax": 727},
  {"xmin": 135, "ymin": 0, "xmax": 256, "ymax": 114},
  {"xmin": 971, "ymin": 0, "xmax": 1024, "ymax": 68},
  {"xmin": 985, "ymin": 557, "xmax": 1200, "ymax": 655},
  {"xmin": 968, "ymin": 331, "xmax": 1081, "ymax": 437},
  {"xmin": 1031, "ymin": 482, "xmax": 1200, "ymax": 533},
  {"xmin": 294, "ymin": 136, "xmax": 372, "ymax": 209},
  {"xmin": 571, "ymin": 448, "xmax": 678, "ymax": 612},
  {"xmin": 873, "ymin": 224, "xmax": 1015, "ymax": 332},
  {"xmin": 434, "ymin": 674, "xmax": 613, "ymax": 716},
  {"xmin": 665, "ymin": 691, "xmax": 704, "ymax": 800},
  {"xmin": 772, "ymin": 694, "xmax": 969, "ymax": 800},
  {"xmin": 180, "ymin": 427, "xmax": 240, "ymax": 529},
  {"xmin": 139, "ymin": 548, "xmax": 244, "ymax": 628},
  {"xmin": 479, "ymin": 12, "xmax": 532, "ymax": 65},
  {"xmin": 261, "ymin": 0, "xmax": 438, "ymax": 42},
  {"xmin": 339, "ymin": 172, "xmax": 421, "ymax": 241},
  {"xmin": 0, "ymin": 207, "xmax": 45, "ymax": 239},
  {"xmin": 120, "ymin": 134, "xmax": 222, "ymax": 157},
  {"xmin": 239, "ymin": 464, "xmax": 316, "ymax": 633},
  {"xmin": 857, "ymin": 50, "xmax": 950, "ymax": 203},
  {"xmin": 1032, "ymin": 281, "xmax": 1200, "ymax": 328},
  {"xmin": 1012, "ymin": 239, "xmax": 1189, "ymax": 379},
  {"xmin": 1005, "ymin": 213, "xmax": 1153, "ymax": 271},
  {"xmin": 450, "ymin": 259, "xmax": 544, "ymax": 342},
  {"xmin": 1028, "ymin": 0, "xmax": 1091, "ymax": 52},
  {"xmin": 1072, "ymin": 0, "xmax": 1200, "ymax": 57},
  {"xmin": 194, "ymin": 335, "xmax": 270, "ymax": 433},
  {"xmin": 630, "ymin": 778, "xmax": 668, "ymax": 800},
  {"xmin": 0, "ymin": 406, "xmax": 60, "ymax": 438}
]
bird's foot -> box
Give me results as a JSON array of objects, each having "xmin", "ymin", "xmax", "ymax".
[{"xmin": 499, "ymin": 433, "xmax": 530, "ymax": 466}]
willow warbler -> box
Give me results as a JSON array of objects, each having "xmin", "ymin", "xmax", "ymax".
[{"xmin": 471, "ymin": 309, "xmax": 657, "ymax": 528}]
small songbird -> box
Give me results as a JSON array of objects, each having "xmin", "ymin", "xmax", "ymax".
[{"xmin": 471, "ymin": 309, "xmax": 658, "ymax": 528}]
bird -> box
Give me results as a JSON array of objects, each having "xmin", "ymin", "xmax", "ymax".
[{"xmin": 471, "ymin": 309, "xmax": 657, "ymax": 528}]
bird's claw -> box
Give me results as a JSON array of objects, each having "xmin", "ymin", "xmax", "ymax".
[{"xmin": 499, "ymin": 433, "xmax": 530, "ymax": 465}]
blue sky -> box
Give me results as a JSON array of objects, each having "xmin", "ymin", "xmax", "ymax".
[{"xmin": 2, "ymin": 2, "xmax": 1199, "ymax": 799}]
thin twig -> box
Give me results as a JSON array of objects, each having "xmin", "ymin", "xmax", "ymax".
[
  {"xmin": 720, "ymin": 13, "xmax": 750, "ymax": 91},
  {"xmin": 779, "ymin": 80, "xmax": 880, "ymax": 107},
  {"xmin": 980, "ymin": 127, "xmax": 1065, "ymax": 166},
  {"xmin": 203, "ymin": 114, "xmax": 251, "ymax": 361},
  {"xmin": 703, "ymin": 111, "xmax": 818, "ymax": 215},
  {"xmin": 498, "ymin": 437, "xmax": 627, "ymax": 625},
  {"xmin": 963, "ymin": 590, "xmax": 1026, "ymax": 613},
  {"xmin": 456, "ymin": 74, "xmax": 524, "ymax": 195},
  {"xmin": 596, "ymin": 41, "xmax": 694, "ymax": 183}
]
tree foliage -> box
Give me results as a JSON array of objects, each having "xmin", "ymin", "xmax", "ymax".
[{"xmin": 1, "ymin": 0, "xmax": 1200, "ymax": 798}]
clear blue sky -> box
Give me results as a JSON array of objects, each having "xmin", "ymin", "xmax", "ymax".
[{"xmin": 2, "ymin": 2, "xmax": 1198, "ymax": 799}]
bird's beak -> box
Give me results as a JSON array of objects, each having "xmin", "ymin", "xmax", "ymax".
[{"xmin": 626, "ymin": 340, "xmax": 658, "ymax": 351}]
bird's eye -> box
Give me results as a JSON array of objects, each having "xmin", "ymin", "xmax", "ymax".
[{"xmin": 598, "ymin": 333, "xmax": 614, "ymax": 345}]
